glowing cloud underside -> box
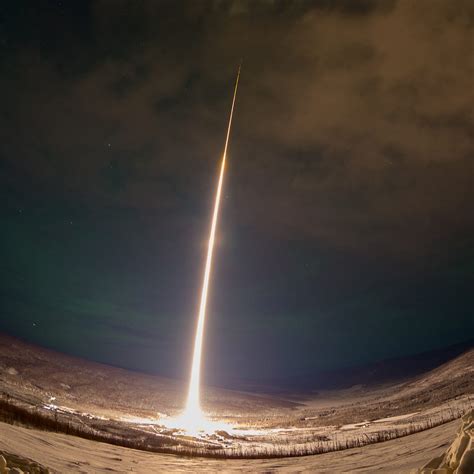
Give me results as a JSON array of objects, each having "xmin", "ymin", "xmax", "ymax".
[{"xmin": 172, "ymin": 66, "xmax": 241, "ymax": 432}]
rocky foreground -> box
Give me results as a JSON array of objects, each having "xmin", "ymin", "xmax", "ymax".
[
  {"xmin": 1, "ymin": 452, "xmax": 49, "ymax": 474},
  {"xmin": 417, "ymin": 409, "xmax": 473, "ymax": 474}
]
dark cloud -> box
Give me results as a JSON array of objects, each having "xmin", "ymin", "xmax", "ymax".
[{"xmin": 1, "ymin": 0, "xmax": 472, "ymax": 256}]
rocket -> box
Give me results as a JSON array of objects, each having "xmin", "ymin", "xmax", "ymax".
[{"xmin": 185, "ymin": 64, "xmax": 242, "ymax": 416}]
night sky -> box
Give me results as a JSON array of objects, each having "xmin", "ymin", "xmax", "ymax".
[{"xmin": 0, "ymin": 1, "xmax": 473, "ymax": 385}]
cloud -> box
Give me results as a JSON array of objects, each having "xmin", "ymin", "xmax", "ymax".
[{"xmin": 0, "ymin": 0, "xmax": 472, "ymax": 258}]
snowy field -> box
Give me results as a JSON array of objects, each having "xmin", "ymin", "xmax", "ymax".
[{"xmin": 0, "ymin": 333, "xmax": 472, "ymax": 469}]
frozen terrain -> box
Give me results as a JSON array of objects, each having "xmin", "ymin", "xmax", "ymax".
[
  {"xmin": 0, "ymin": 333, "xmax": 472, "ymax": 471},
  {"xmin": 0, "ymin": 418, "xmax": 461, "ymax": 473}
]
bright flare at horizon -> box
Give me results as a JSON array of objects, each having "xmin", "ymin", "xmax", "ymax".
[{"xmin": 170, "ymin": 65, "xmax": 241, "ymax": 433}]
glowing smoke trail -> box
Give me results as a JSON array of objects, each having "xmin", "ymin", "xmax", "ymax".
[{"xmin": 185, "ymin": 65, "xmax": 241, "ymax": 420}]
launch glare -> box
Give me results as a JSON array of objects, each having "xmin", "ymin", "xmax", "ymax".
[{"xmin": 161, "ymin": 65, "xmax": 241, "ymax": 434}]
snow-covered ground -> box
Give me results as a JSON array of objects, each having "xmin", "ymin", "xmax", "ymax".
[
  {"xmin": 0, "ymin": 418, "xmax": 460, "ymax": 473},
  {"xmin": 0, "ymin": 333, "xmax": 472, "ymax": 463}
]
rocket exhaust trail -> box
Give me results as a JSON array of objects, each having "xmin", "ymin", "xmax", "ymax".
[{"xmin": 185, "ymin": 65, "xmax": 241, "ymax": 417}]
